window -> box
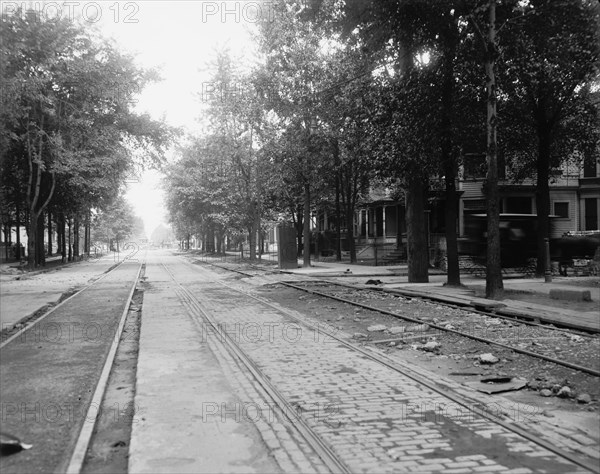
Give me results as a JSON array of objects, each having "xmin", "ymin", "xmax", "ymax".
[
  {"xmin": 583, "ymin": 157, "xmax": 598, "ymax": 178},
  {"xmin": 554, "ymin": 202, "xmax": 569, "ymax": 218},
  {"xmin": 505, "ymin": 197, "xmax": 532, "ymax": 214}
]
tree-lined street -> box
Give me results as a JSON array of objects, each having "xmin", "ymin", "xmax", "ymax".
[{"xmin": 1, "ymin": 1, "xmax": 599, "ymax": 473}]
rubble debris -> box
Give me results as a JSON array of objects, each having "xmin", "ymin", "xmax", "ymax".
[
  {"xmin": 407, "ymin": 323, "xmax": 429, "ymax": 332},
  {"xmin": 557, "ymin": 386, "xmax": 572, "ymax": 398},
  {"xmin": 366, "ymin": 279, "xmax": 383, "ymax": 285},
  {"xmin": 466, "ymin": 377, "xmax": 527, "ymax": 394},
  {"xmin": 570, "ymin": 335, "xmax": 584, "ymax": 343},
  {"xmin": 367, "ymin": 324, "xmax": 387, "ymax": 332},
  {"xmin": 388, "ymin": 326, "xmax": 406, "ymax": 335},
  {"xmin": 478, "ymin": 353, "xmax": 499, "ymax": 364},
  {"xmin": 419, "ymin": 341, "xmax": 440, "ymax": 352},
  {"xmin": 577, "ymin": 393, "xmax": 592, "ymax": 404},
  {"xmin": 540, "ymin": 389, "xmax": 553, "ymax": 397},
  {"xmin": 352, "ymin": 333, "xmax": 368, "ymax": 340}
]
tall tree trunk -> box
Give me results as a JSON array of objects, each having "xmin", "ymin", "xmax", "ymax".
[
  {"xmin": 303, "ymin": 182, "xmax": 311, "ymax": 267},
  {"xmin": 73, "ymin": 214, "xmax": 80, "ymax": 260},
  {"xmin": 60, "ymin": 213, "xmax": 66, "ymax": 263},
  {"xmin": 535, "ymin": 127, "xmax": 551, "ymax": 276},
  {"xmin": 405, "ymin": 178, "xmax": 429, "ymax": 283},
  {"xmin": 36, "ymin": 213, "xmax": 45, "ymax": 266},
  {"xmin": 27, "ymin": 213, "xmax": 38, "ymax": 268},
  {"xmin": 444, "ymin": 169, "xmax": 460, "ymax": 285},
  {"xmin": 484, "ymin": 0, "xmax": 503, "ymax": 299},
  {"xmin": 68, "ymin": 217, "xmax": 72, "ymax": 262},
  {"xmin": 56, "ymin": 213, "xmax": 62, "ymax": 258},
  {"xmin": 440, "ymin": 24, "xmax": 461, "ymax": 286},
  {"xmin": 248, "ymin": 224, "xmax": 256, "ymax": 261},
  {"xmin": 334, "ymin": 139, "xmax": 342, "ymax": 261},
  {"xmin": 15, "ymin": 201, "xmax": 21, "ymax": 260},
  {"xmin": 346, "ymin": 204, "xmax": 357, "ymax": 263},
  {"xmin": 47, "ymin": 210, "xmax": 52, "ymax": 256},
  {"xmin": 295, "ymin": 207, "xmax": 303, "ymax": 257},
  {"xmin": 84, "ymin": 210, "xmax": 90, "ymax": 256}
]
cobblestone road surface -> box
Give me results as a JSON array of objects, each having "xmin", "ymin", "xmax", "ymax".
[{"xmin": 136, "ymin": 253, "xmax": 591, "ymax": 474}]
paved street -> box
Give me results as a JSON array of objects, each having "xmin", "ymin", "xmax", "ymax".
[
  {"xmin": 128, "ymin": 251, "xmax": 595, "ymax": 473},
  {"xmin": 1, "ymin": 250, "xmax": 598, "ymax": 473}
]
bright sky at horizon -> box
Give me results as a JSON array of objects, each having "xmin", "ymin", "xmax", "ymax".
[{"xmin": 93, "ymin": 1, "xmax": 260, "ymax": 239}]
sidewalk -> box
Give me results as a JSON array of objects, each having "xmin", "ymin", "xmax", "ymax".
[
  {"xmin": 279, "ymin": 260, "xmax": 600, "ymax": 333},
  {"xmin": 0, "ymin": 254, "xmax": 124, "ymax": 329}
]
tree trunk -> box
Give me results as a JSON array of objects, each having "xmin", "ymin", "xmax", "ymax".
[
  {"xmin": 27, "ymin": 213, "xmax": 38, "ymax": 268},
  {"xmin": 295, "ymin": 208, "xmax": 303, "ymax": 257},
  {"xmin": 47, "ymin": 210, "xmax": 52, "ymax": 256},
  {"xmin": 444, "ymin": 170, "xmax": 460, "ymax": 285},
  {"xmin": 303, "ymin": 182, "xmax": 311, "ymax": 267},
  {"xmin": 68, "ymin": 217, "xmax": 72, "ymax": 262},
  {"xmin": 440, "ymin": 25, "xmax": 461, "ymax": 286},
  {"xmin": 405, "ymin": 178, "xmax": 429, "ymax": 283},
  {"xmin": 248, "ymin": 224, "xmax": 256, "ymax": 261},
  {"xmin": 60, "ymin": 213, "xmax": 67, "ymax": 263},
  {"xmin": 84, "ymin": 210, "xmax": 90, "ymax": 256},
  {"xmin": 36, "ymin": 213, "xmax": 45, "ymax": 266},
  {"xmin": 484, "ymin": 0, "xmax": 503, "ymax": 299},
  {"xmin": 535, "ymin": 127, "xmax": 551, "ymax": 276},
  {"xmin": 15, "ymin": 201, "xmax": 21, "ymax": 260},
  {"xmin": 346, "ymin": 204, "xmax": 357, "ymax": 263},
  {"xmin": 73, "ymin": 214, "xmax": 80, "ymax": 260},
  {"xmin": 334, "ymin": 140, "xmax": 342, "ymax": 261}
]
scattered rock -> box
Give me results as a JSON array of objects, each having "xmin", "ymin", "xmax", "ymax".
[
  {"xmin": 444, "ymin": 324, "xmax": 456, "ymax": 330},
  {"xmin": 388, "ymin": 326, "xmax": 406, "ymax": 335},
  {"xmin": 407, "ymin": 323, "xmax": 429, "ymax": 332},
  {"xmin": 540, "ymin": 389, "xmax": 553, "ymax": 397},
  {"xmin": 527, "ymin": 380, "xmax": 540, "ymax": 390},
  {"xmin": 419, "ymin": 341, "xmax": 440, "ymax": 352},
  {"xmin": 388, "ymin": 342, "xmax": 396, "ymax": 347},
  {"xmin": 570, "ymin": 335, "xmax": 584, "ymax": 343},
  {"xmin": 367, "ymin": 324, "xmax": 387, "ymax": 332},
  {"xmin": 479, "ymin": 353, "xmax": 499, "ymax": 364},
  {"xmin": 352, "ymin": 333, "xmax": 368, "ymax": 340},
  {"xmin": 577, "ymin": 393, "xmax": 591, "ymax": 404},
  {"xmin": 557, "ymin": 386, "xmax": 572, "ymax": 398}
]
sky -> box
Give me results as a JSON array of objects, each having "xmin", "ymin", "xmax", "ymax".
[{"xmin": 92, "ymin": 1, "xmax": 261, "ymax": 238}]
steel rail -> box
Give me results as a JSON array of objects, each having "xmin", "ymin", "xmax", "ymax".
[
  {"xmin": 279, "ymin": 281, "xmax": 600, "ymax": 377},
  {"xmin": 65, "ymin": 260, "xmax": 144, "ymax": 474},
  {"xmin": 161, "ymin": 262, "xmax": 352, "ymax": 474},
  {"xmin": 321, "ymin": 278, "xmax": 599, "ymax": 337},
  {"xmin": 180, "ymin": 261, "xmax": 599, "ymax": 474}
]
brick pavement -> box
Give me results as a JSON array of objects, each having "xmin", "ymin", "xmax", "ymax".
[
  {"xmin": 180, "ymin": 263, "xmax": 589, "ymax": 474},
  {"xmin": 129, "ymin": 256, "xmax": 326, "ymax": 473}
]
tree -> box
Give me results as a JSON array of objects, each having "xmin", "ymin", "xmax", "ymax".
[
  {"xmin": 499, "ymin": 0, "xmax": 600, "ymax": 276},
  {"xmin": 0, "ymin": 9, "xmax": 171, "ymax": 268}
]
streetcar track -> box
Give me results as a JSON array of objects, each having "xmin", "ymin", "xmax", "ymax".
[
  {"xmin": 279, "ymin": 281, "xmax": 600, "ymax": 377},
  {"xmin": 193, "ymin": 257, "xmax": 598, "ymax": 336},
  {"xmin": 190, "ymin": 259, "xmax": 599, "ymax": 375},
  {"xmin": 314, "ymin": 279, "xmax": 599, "ymax": 337},
  {"xmin": 160, "ymin": 261, "xmax": 352, "ymax": 474},
  {"xmin": 178, "ymin": 256, "xmax": 599, "ymax": 473},
  {"xmin": 65, "ymin": 258, "xmax": 144, "ymax": 474}
]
